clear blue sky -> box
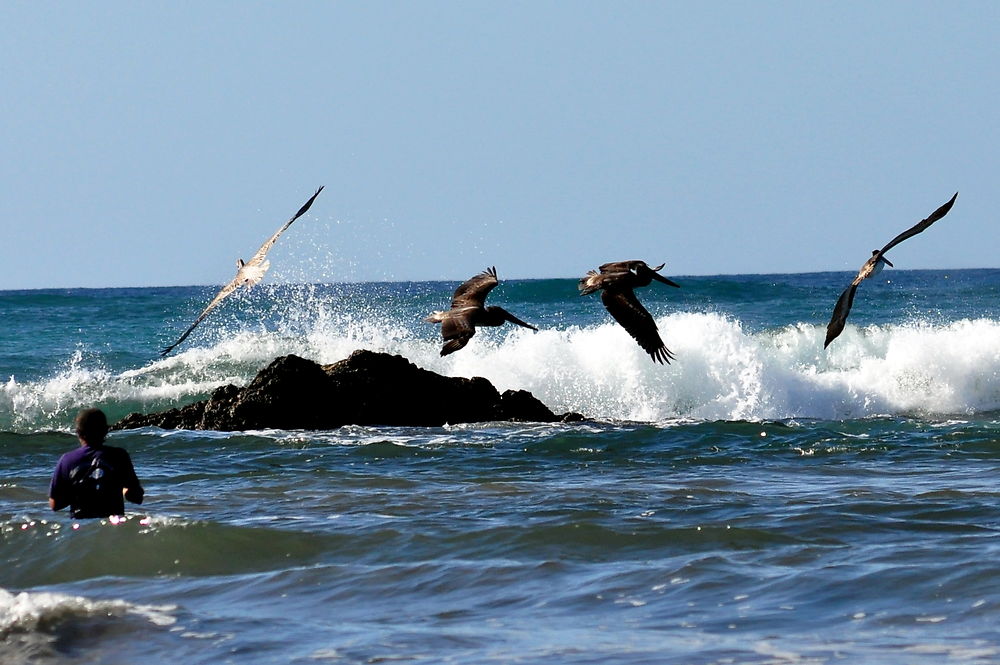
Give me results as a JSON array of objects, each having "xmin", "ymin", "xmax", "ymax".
[{"xmin": 1, "ymin": 1, "xmax": 994, "ymax": 290}]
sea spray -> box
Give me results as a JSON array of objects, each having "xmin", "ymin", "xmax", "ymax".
[
  {"xmin": 7, "ymin": 311, "xmax": 1000, "ymax": 431},
  {"xmin": 409, "ymin": 312, "xmax": 1000, "ymax": 421},
  {"xmin": 6, "ymin": 274, "xmax": 1000, "ymax": 432}
]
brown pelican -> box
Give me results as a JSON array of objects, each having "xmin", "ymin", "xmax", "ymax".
[
  {"xmin": 161, "ymin": 186, "xmax": 324, "ymax": 356},
  {"xmin": 425, "ymin": 266, "xmax": 537, "ymax": 356},
  {"xmin": 824, "ymin": 192, "xmax": 958, "ymax": 349},
  {"xmin": 579, "ymin": 260, "xmax": 681, "ymax": 364}
]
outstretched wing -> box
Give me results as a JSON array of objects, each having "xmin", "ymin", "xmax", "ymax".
[
  {"xmin": 451, "ymin": 267, "xmax": 499, "ymax": 308},
  {"xmin": 246, "ymin": 186, "xmax": 325, "ymax": 267},
  {"xmin": 877, "ymin": 192, "xmax": 958, "ymax": 257},
  {"xmin": 824, "ymin": 282, "xmax": 859, "ymax": 349},
  {"xmin": 601, "ymin": 288, "xmax": 675, "ymax": 364},
  {"xmin": 579, "ymin": 264, "xmax": 631, "ymax": 295},
  {"xmin": 161, "ymin": 186, "xmax": 323, "ymax": 356},
  {"xmin": 439, "ymin": 312, "xmax": 476, "ymax": 356},
  {"xmin": 160, "ymin": 277, "xmax": 243, "ymax": 356}
]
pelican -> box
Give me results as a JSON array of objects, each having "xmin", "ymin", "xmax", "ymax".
[
  {"xmin": 425, "ymin": 266, "xmax": 538, "ymax": 356},
  {"xmin": 161, "ymin": 186, "xmax": 324, "ymax": 356},
  {"xmin": 579, "ymin": 260, "xmax": 680, "ymax": 364},
  {"xmin": 824, "ymin": 192, "xmax": 958, "ymax": 348}
]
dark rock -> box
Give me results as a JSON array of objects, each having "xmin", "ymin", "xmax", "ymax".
[
  {"xmin": 322, "ymin": 350, "xmax": 504, "ymax": 426},
  {"xmin": 113, "ymin": 350, "xmax": 585, "ymax": 431},
  {"xmin": 200, "ymin": 383, "xmax": 242, "ymax": 427},
  {"xmin": 498, "ymin": 389, "xmax": 557, "ymax": 423},
  {"xmin": 230, "ymin": 353, "xmax": 336, "ymax": 429}
]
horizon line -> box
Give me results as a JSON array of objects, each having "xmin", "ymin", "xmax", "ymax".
[{"xmin": 2, "ymin": 266, "xmax": 996, "ymax": 293}]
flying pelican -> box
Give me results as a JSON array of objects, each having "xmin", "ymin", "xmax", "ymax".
[
  {"xmin": 425, "ymin": 266, "xmax": 538, "ymax": 356},
  {"xmin": 161, "ymin": 186, "xmax": 324, "ymax": 356},
  {"xmin": 579, "ymin": 260, "xmax": 680, "ymax": 364},
  {"xmin": 824, "ymin": 192, "xmax": 958, "ymax": 349}
]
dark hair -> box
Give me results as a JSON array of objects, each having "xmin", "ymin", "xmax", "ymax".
[{"xmin": 74, "ymin": 408, "xmax": 109, "ymax": 445}]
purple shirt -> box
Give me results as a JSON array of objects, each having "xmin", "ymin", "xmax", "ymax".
[{"xmin": 49, "ymin": 444, "xmax": 144, "ymax": 518}]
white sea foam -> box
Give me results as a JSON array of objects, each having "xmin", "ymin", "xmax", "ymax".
[
  {"xmin": 5, "ymin": 310, "xmax": 1000, "ymax": 428},
  {"xmin": 0, "ymin": 587, "xmax": 175, "ymax": 637},
  {"xmin": 414, "ymin": 312, "xmax": 1000, "ymax": 421}
]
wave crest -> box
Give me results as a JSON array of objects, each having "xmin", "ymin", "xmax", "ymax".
[
  {"xmin": 0, "ymin": 587, "xmax": 175, "ymax": 637},
  {"xmin": 5, "ymin": 309, "xmax": 1000, "ymax": 429}
]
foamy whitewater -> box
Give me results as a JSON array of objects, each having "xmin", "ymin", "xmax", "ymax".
[
  {"xmin": 3, "ymin": 270, "xmax": 1000, "ymax": 663},
  {"xmin": 5, "ymin": 271, "xmax": 1000, "ymax": 430}
]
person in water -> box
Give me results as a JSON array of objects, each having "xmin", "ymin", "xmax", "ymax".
[{"xmin": 49, "ymin": 408, "xmax": 144, "ymax": 519}]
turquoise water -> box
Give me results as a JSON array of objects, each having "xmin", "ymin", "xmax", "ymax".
[{"xmin": 3, "ymin": 270, "xmax": 1000, "ymax": 663}]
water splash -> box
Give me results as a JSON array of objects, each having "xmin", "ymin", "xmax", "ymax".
[{"xmin": 6, "ymin": 279, "xmax": 1000, "ymax": 431}]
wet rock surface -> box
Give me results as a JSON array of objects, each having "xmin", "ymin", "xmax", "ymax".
[{"xmin": 114, "ymin": 350, "xmax": 584, "ymax": 431}]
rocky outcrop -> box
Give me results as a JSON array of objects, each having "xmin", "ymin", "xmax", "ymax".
[{"xmin": 114, "ymin": 350, "xmax": 585, "ymax": 431}]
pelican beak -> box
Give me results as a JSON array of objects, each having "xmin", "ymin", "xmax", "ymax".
[
  {"xmin": 505, "ymin": 312, "xmax": 538, "ymax": 331},
  {"xmin": 882, "ymin": 257, "xmax": 894, "ymax": 268},
  {"xmin": 651, "ymin": 270, "xmax": 680, "ymax": 288}
]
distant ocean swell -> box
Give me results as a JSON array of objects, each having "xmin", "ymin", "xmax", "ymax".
[{"xmin": 4, "ymin": 309, "xmax": 1000, "ymax": 431}]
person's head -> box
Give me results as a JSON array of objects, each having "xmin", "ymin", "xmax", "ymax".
[{"xmin": 75, "ymin": 408, "xmax": 109, "ymax": 446}]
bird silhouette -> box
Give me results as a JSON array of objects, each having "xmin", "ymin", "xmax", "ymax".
[
  {"xmin": 425, "ymin": 266, "xmax": 537, "ymax": 356},
  {"xmin": 579, "ymin": 260, "xmax": 680, "ymax": 364},
  {"xmin": 824, "ymin": 192, "xmax": 958, "ymax": 348}
]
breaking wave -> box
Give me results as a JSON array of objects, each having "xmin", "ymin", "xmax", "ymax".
[
  {"xmin": 5, "ymin": 300, "xmax": 1000, "ymax": 430},
  {"xmin": 0, "ymin": 586, "xmax": 175, "ymax": 637}
]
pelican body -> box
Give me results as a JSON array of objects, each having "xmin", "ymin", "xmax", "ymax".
[
  {"xmin": 579, "ymin": 260, "xmax": 680, "ymax": 364},
  {"xmin": 426, "ymin": 267, "xmax": 538, "ymax": 356},
  {"xmin": 824, "ymin": 192, "xmax": 958, "ymax": 348}
]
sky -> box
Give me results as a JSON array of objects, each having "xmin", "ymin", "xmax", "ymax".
[{"xmin": 1, "ymin": 1, "xmax": 996, "ymax": 290}]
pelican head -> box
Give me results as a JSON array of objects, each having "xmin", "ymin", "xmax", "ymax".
[
  {"xmin": 484, "ymin": 306, "xmax": 538, "ymax": 330},
  {"xmin": 871, "ymin": 250, "xmax": 894, "ymax": 268}
]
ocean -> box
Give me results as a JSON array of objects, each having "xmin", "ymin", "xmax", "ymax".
[{"xmin": 3, "ymin": 269, "xmax": 1000, "ymax": 664}]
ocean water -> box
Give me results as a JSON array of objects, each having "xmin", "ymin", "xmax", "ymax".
[{"xmin": 3, "ymin": 269, "xmax": 1000, "ymax": 664}]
